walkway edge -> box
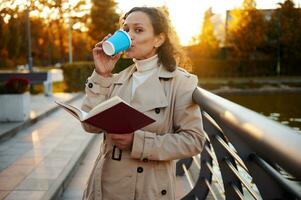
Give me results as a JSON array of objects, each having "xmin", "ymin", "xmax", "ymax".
[
  {"xmin": 0, "ymin": 93, "xmax": 83, "ymax": 143},
  {"xmin": 41, "ymin": 134, "xmax": 97, "ymax": 200}
]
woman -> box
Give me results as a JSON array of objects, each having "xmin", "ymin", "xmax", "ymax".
[{"xmin": 81, "ymin": 7, "xmax": 205, "ymax": 200}]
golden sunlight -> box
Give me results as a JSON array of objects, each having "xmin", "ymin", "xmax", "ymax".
[
  {"xmin": 166, "ymin": 1, "xmax": 209, "ymax": 46},
  {"xmin": 116, "ymin": 0, "xmax": 286, "ymax": 45},
  {"xmin": 31, "ymin": 130, "xmax": 41, "ymax": 145},
  {"xmin": 3, "ymin": 0, "xmax": 288, "ymax": 46}
]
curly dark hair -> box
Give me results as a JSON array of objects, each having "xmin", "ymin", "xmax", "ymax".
[{"xmin": 123, "ymin": 7, "xmax": 190, "ymax": 72}]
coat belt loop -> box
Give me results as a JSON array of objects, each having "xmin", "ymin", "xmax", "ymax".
[{"xmin": 111, "ymin": 145, "xmax": 122, "ymax": 161}]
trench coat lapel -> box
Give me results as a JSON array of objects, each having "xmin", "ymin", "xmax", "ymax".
[
  {"xmin": 112, "ymin": 65, "xmax": 135, "ymax": 105},
  {"xmin": 115, "ymin": 64, "xmax": 177, "ymax": 112},
  {"xmin": 117, "ymin": 77, "xmax": 133, "ymax": 105},
  {"xmin": 131, "ymin": 71, "xmax": 168, "ymax": 112}
]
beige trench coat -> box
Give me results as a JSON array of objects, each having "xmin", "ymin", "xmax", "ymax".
[{"xmin": 81, "ymin": 64, "xmax": 205, "ymax": 200}]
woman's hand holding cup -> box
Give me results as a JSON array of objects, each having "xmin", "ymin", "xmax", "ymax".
[
  {"xmin": 93, "ymin": 34, "xmax": 122, "ymax": 77},
  {"xmin": 93, "ymin": 30, "xmax": 131, "ymax": 77}
]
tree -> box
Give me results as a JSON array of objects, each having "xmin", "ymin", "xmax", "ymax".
[
  {"xmin": 72, "ymin": 30, "xmax": 94, "ymax": 61},
  {"xmin": 226, "ymin": 0, "xmax": 266, "ymax": 59},
  {"xmin": 0, "ymin": 0, "xmax": 22, "ymax": 67},
  {"xmin": 41, "ymin": 0, "xmax": 88, "ymax": 63},
  {"xmin": 0, "ymin": 0, "xmax": 92, "ymax": 67},
  {"xmin": 268, "ymin": 0, "xmax": 301, "ymax": 59},
  {"xmin": 197, "ymin": 8, "xmax": 220, "ymax": 58},
  {"xmin": 88, "ymin": 0, "xmax": 119, "ymax": 44}
]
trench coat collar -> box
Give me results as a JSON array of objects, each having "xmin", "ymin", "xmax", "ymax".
[
  {"xmin": 115, "ymin": 62, "xmax": 177, "ymax": 85},
  {"xmin": 130, "ymin": 70, "xmax": 168, "ymax": 112},
  {"xmin": 115, "ymin": 63, "xmax": 177, "ymax": 112}
]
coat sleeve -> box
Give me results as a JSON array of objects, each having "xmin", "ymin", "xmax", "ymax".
[
  {"xmin": 80, "ymin": 70, "xmax": 116, "ymax": 133},
  {"xmin": 131, "ymin": 74, "xmax": 206, "ymax": 161}
]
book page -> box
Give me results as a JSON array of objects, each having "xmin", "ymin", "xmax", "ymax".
[
  {"xmin": 56, "ymin": 101, "xmax": 87, "ymax": 121},
  {"xmin": 85, "ymin": 96, "xmax": 127, "ymax": 120}
]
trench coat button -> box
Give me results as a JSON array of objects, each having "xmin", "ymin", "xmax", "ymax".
[
  {"xmin": 137, "ymin": 167, "xmax": 143, "ymax": 173},
  {"xmin": 161, "ymin": 189, "xmax": 167, "ymax": 195},
  {"xmin": 155, "ymin": 108, "xmax": 160, "ymax": 114},
  {"xmin": 142, "ymin": 158, "xmax": 148, "ymax": 162},
  {"xmin": 88, "ymin": 83, "xmax": 93, "ymax": 88}
]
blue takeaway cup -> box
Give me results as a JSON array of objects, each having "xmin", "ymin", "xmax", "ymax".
[{"xmin": 102, "ymin": 30, "xmax": 131, "ymax": 56}]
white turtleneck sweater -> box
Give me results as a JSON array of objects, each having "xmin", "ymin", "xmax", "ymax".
[{"xmin": 131, "ymin": 54, "xmax": 159, "ymax": 98}]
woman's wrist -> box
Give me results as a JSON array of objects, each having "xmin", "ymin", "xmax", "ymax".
[{"xmin": 95, "ymin": 68, "xmax": 112, "ymax": 77}]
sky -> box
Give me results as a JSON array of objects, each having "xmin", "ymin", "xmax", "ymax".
[
  {"xmin": 4, "ymin": 0, "xmax": 301, "ymax": 46},
  {"xmin": 115, "ymin": 0, "xmax": 301, "ymax": 45}
]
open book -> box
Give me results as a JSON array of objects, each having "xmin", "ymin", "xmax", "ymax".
[{"xmin": 55, "ymin": 96, "xmax": 155, "ymax": 134}]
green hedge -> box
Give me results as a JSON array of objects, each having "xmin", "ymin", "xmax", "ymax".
[
  {"xmin": 62, "ymin": 58, "xmax": 134, "ymax": 92},
  {"xmin": 191, "ymin": 58, "xmax": 301, "ymax": 78},
  {"xmin": 62, "ymin": 62, "xmax": 94, "ymax": 92},
  {"xmin": 112, "ymin": 58, "xmax": 134, "ymax": 73},
  {"xmin": 192, "ymin": 59, "xmax": 277, "ymax": 78},
  {"xmin": 62, "ymin": 58, "xmax": 301, "ymax": 91}
]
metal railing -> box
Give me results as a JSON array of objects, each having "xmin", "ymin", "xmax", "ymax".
[{"xmin": 176, "ymin": 87, "xmax": 301, "ymax": 200}]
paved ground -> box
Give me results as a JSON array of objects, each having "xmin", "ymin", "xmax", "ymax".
[
  {"xmin": 0, "ymin": 93, "xmax": 191, "ymax": 200},
  {"xmin": 0, "ymin": 94, "xmax": 94, "ymax": 200},
  {"xmin": 0, "ymin": 93, "xmax": 81, "ymax": 142},
  {"xmin": 59, "ymin": 135, "xmax": 102, "ymax": 200}
]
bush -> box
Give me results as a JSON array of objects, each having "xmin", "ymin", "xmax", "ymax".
[
  {"xmin": 113, "ymin": 58, "xmax": 134, "ymax": 73},
  {"xmin": 189, "ymin": 56, "xmax": 301, "ymax": 78},
  {"xmin": 62, "ymin": 58, "xmax": 134, "ymax": 92},
  {"xmin": 191, "ymin": 58, "xmax": 278, "ymax": 78},
  {"xmin": 62, "ymin": 62, "xmax": 94, "ymax": 92},
  {"xmin": 280, "ymin": 59, "xmax": 301, "ymax": 75}
]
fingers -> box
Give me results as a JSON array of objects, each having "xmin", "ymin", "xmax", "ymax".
[
  {"xmin": 107, "ymin": 133, "xmax": 132, "ymax": 142},
  {"xmin": 94, "ymin": 34, "xmax": 117, "ymax": 58},
  {"xmin": 109, "ymin": 133, "xmax": 124, "ymax": 141},
  {"xmin": 109, "ymin": 136, "xmax": 126, "ymax": 149},
  {"xmin": 111, "ymin": 52, "xmax": 123, "ymax": 60},
  {"xmin": 93, "ymin": 46, "xmax": 102, "ymax": 54},
  {"xmin": 107, "ymin": 133, "xmax": 133, "ymax": 151},
  {"xmin": 95, "ymin": 34, "xmax": 112, "ymax": 48},
  {"xmin": 94, "ymin": 42, "xmax": 102, "ymax": 48},
  {"xmin": 114, "ymin": 143, "xmax": 127, "ymax": 150},
  {"xmin": 103, "ymin": 34, "xmax": 112, "ymax": 42},
  {"xmin": 112, "ymin": 140, "xmax": 130, "ymax": 150}
]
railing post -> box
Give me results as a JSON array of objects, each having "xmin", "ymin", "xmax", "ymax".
[
  {"xmin": 176, "ymin": 158, "xmax": 193, "ymax": 176},
  {"xmin": 202, "ymin": 112, "xmax": 243, "ymax": 200},
  {"xmin": 217, "ymin": 122, "xmax": 287, "ymax": 199},
  {"xmin": 192, "ymin": 88, "xmax": 301, "ymax": 199},
  {"xmin": 177, "ymin": 139, "xmax": 213, "ymax": 200},
  {"xmin": 189, "ymin": 140, "xmax": 212, "ymax": 200}
]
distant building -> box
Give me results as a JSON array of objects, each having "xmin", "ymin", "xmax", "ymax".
[
  {"xmin": 224, "ymin": 9, "xmax": 274, "ymax": 47},
  {"xmin": 210, "ymin": 14, "xmax": 225, "ymax": 46}
]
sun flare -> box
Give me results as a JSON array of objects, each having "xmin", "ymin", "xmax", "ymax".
[
  {"xmin": 4, "ymin": 0, "xmax": 289, "ymax": 46},
  {"xmin": 116, "ymin": 0, "xmax": 287, "ymax": 46}
]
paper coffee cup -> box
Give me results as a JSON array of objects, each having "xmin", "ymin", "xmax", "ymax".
[{"xmin": 102, "ymin": 30, "xmax": 131, "ymax": 56}]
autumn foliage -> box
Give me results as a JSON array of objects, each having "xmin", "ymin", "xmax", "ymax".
[
  {"xmin": 1, "ymin": 0, "xmax": 301, "ymax": 77},
  {"xmin": 0, "ymin": 0, "xmax": 118, "ymax": 68}
]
